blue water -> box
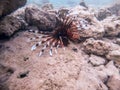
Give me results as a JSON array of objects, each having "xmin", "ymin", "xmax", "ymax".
[{"xmin": 27, "ymin": 0, "xmax": 116, "ymax": 8}]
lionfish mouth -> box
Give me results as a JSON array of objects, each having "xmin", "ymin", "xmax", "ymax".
[{"xmin": 30, "ymin": 14, "xmax": 80, "ymax": 56}]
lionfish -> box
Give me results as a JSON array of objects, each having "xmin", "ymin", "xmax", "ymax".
[{"xmin": 31, "ymin": 14, "xmax": 80, "ymax": 56}]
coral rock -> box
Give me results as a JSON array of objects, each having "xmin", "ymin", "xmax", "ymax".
[
  {"xmin": 95, "ymin": 61, "xmax": 120, "ymax": 83},
  {"xmin": 0, "ymin": 0, "xmax": 26, "ymax": 18},
  {"xmin": 106, "ymin": 50, "xmax": 120, "ymax": 65},
  {"xmin": 41, "ymin": 3, "xmax": 54, "ymax": 11},
  {"xmin": 25, "ymin": 5, "xmax": 57, "ymax": 31},
  {"xmin": 83, "ymin": 38, "xmax": 111, "ymax": 55},
  {"xmin": 102, "ymin": 16, "xmax": 120, "ymax": 37},
  {"xmin": 96, "ymin": 9, "xmax": 111, "ymax": 21},
  {"xmin": 69, "ymin": 6, "xmax": 105, "ymax": 39},
  {"xmin": 89, "ymin": 54, "xmax": 106, "ymax": 66},
  {"xmin": 116, "ymin": 38, "xmax": 120, "ymax": 45},
  {"xmin": 0, "ymin": 16, "xmax": 26, "ymax": 37},
  {"xmin": 108, "ymin": 3, "xmax": 120, "ymax": 16},
  {"xmin": 107, "ymin": 76, "xmax": 120, "ymax": 90}
]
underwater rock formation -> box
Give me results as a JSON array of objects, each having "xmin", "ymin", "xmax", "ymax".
[
  {"xmin": 0, "ymin": 3, "xmax": 120, "ymax": 90},
  {"xmin": 96, "ymin": 3, "xmax": 120, "ymax": 21},
  {"xmin": 0, "ymin": 0, "xmax": 27, "ymax": 38},
  {"xmin": 102, "ymin": 16, "xmax": 120, "ymax": 37},
  {"xmin": 89, "ymin": 54, "xmax": 106, "ymax": 66},
  {"xmin": 106, "ymin": 50, "xmax": 120, "ymax": 65},
  {"xmin": 96, "ymin": 9, "xmax": 111, "ymax": 21},
  {"xmin": 83, "ymin": 37, "xmax": 120, "ymax": 65},
  {"xmin": 41, "ymin": 3, "xmax": 54, "ymax": 11},
  {"xmin": 0, "ymin": 0, "xmax": 27, "ymax": 18},
  {"xmin": 83, "ymin": 38, "xmax": 111, "ymax": 55},
  {"xmin": 0, "ymin": 5, "xmax": 28, "ymax": 38},
  {"xmin": 69, "ymin": 6, "xmax": 104, "ymax": 39},
  {"xmin": 108, "ymin": 3, "xmax": 120, "ymax": 16},
  {"xmin": 0, "ymin": 16, "xmax": 26, "ymax": 38},
  {"xmin": 79, "ymin": 0, "xmax": 88, "ymax": 8},
  {"xmin": 25, "ymin": 5, "xmax": 57, "ymax": 31},
  {"xmin": 107, "ymin": 75, "xmax": 120, "ymax": 90}
]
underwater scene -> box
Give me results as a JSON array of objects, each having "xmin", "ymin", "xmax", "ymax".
[
  {"xmin": 27, "ymin": 0, "xmax": 116, "ymax": 8},
  {"xmin": 0, "ymin": 0, "xmax": 120, "ymax": 90}
]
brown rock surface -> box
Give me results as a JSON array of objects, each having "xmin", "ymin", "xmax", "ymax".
[
  {"xmin": 25, "ymin": 5, "xmax": 57, "ymax": 31},
  {"xmin": 69, "ymin": 6, "xmax": 105, "ymax": 39},
  {"xmin": 83, "ymin": 38, "xmax": 111, "ymax": 55},
  {"xmin": 0, "ymin": 0, "xmax": 26, "ymax": 18},
  {"xmin": 102, "ymin": 16, "xmax": 120, "ymax": 37},
  {"xmin": 89, "ymin": 54, "xmax": 106, "ymax": 66},
  {"xmin": 96, "ymin": 9, "xmax": 111, "ymax": 21},
  {"xmin": 0, "ymin": 31, "xmax": 113, "ymax": 90},
  {"xmin": 0, "ymin": 15, "xmax": 26, "ymax": 37},
  {"xmin": 41, "ymin": 3, "xmax": 54, "ymax": 11},
  {"xmin": 106, "ymin": 50, "xmax": 120, "ymax": 64},
  {"xmin": 108, "ymin": 3, "xmax": 120, "ymax": 16},
  {"xmin": 107, "ymin": 76, "xmax": 120, "ymax": 90}
]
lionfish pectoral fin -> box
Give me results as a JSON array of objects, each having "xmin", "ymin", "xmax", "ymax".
[
  {"xmin": 31, "ymin": 44, "xmax": 37, "ymax": 51},
  {"xmin": 38, "ymin": 44, "xmax": 47, "ymax": 56},
  {"xmin": 49, "ymin": 48, "xmax": 53, "ymax": 56},
  {"xmin": 38, "ymin": 51, "xmax": 42, "ymax": 57}
]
